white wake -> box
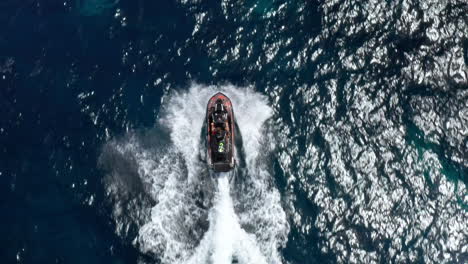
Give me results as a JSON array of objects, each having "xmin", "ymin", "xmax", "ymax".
[
  {"xmin": 103, "ymin": 84, "xmax": 289, "ymax": 264},
  {"xmin": 186, "ymin": 173, "xmax": 267, "ymax": 264}
]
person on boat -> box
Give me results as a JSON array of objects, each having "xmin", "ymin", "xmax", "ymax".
[
  {"xmin": 210, "ymin": 100, "xmax": 229, "ymax": 137},
  {"xmin": 211, "ymin": 120, "xmax": 229, "ymax": 136}
]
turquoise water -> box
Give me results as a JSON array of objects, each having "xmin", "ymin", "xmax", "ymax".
[{"xmin": 0, "ymin": 0, "xmax": 467, "ymax": 263}]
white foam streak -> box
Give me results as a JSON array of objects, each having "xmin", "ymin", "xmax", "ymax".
[
  {"xmin": 211, "ymin": 175, "xmax": 238, "ymax": 263},
  {"xmin": 187, "ymin": 174, "xmax": 267, "ymax": 264}
]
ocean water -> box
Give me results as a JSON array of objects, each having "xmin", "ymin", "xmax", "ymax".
[{"xmin": 0, "ymin": 0, "xmax": 467, "ymax": 264}]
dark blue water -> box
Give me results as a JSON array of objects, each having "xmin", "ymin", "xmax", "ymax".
[{"xmin": 1, "ymin": 0, "xmax": 467, "ymax": 263}]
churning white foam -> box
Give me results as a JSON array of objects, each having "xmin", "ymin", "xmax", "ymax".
[
  {"xmin": 103, "ymin": 84, "xmax": 289, "ymax": 264},
  {"xmin": 186, "ymin": 173, "xmax": 267, "ymax": 264}
]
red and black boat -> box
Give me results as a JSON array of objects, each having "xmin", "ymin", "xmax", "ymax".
[{"xmin": 206, "ymin": 92, "xmax": 236, "ymax": 172}]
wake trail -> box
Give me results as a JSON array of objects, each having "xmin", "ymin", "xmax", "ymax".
[{"xmin": 187, "ymin": 173, "xmax": 267, "ymax": 264}]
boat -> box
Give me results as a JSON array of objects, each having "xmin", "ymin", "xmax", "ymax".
[{"xmin": 206, "ymin": 92, "xmax": 236, "ymax": 172}]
